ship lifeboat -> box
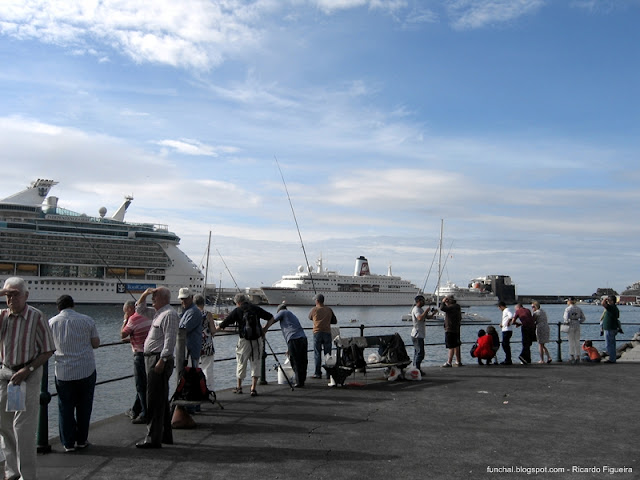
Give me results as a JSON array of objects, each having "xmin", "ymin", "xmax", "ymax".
[
  {"xmin": 127, "ymin": 268, "xmax": 146, "ymax": 277},
  {"xmin": 0, "ymin": 264, "xmax": 14, "ymax": 272},
  {"xmin": 107, "ymin": 268, "xmax": 125, "ymax": 276},
  {"xmin": 17, "ymin": 264, "xmax": 38, "ymax": 272}
]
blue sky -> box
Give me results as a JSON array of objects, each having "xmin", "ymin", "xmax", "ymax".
[{"xmin": 1, "ymin": 0, "xmax": 639, "ymax": 296}]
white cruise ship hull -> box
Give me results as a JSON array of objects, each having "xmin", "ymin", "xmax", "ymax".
[
  {"xmin": 261, "ymin": 256, "xmax": 420, "ymax": 306},
  {"xmin": 261, "ymin": 287, "xmax": 419, "ymax": 306}
]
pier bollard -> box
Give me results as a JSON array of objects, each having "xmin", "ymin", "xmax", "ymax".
[
  {"xmin": 359, "ymin": 324, "xmax": 365, "ymax": 337},
  {"xmin": 37, "ymin": 360, "xmax": 52, "ymax": 454},
  {"xmin": 555, "ymin": 322, "xmax": 563, "ymax": 363}
]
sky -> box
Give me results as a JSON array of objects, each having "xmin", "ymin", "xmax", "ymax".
[{"xmin": 0, "ymin": 0, "xmax": 639, "ymax": 296}]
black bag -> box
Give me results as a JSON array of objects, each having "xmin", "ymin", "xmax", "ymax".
[
  {"xmin": 240, "ymin": 307, "xmax": 262, "ymax": 340},
  {"xmin": 379, "ymin": 333, "xmax": 411, "ymax": 365},
  {"xmin": 470, "ymin": 343, "xmax": 478, "ymax": 358},
  {"xmin": 171, "ymin": 366, "xmax": 210, "ymax": 402},
  {"xmin": 341, "ymin": 344, "xmax": 366, "ymax": 369}
]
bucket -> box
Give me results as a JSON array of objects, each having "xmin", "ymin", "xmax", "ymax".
[{"xmin": 277, "ymin": 364, "xmax": 294, "ymax": 385}]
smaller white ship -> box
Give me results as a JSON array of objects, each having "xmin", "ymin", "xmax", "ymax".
[
  {"xmin": 261, "ymin": 256, "xmax": 420, "ymax": 306},
  {"xmin": 436, "ymin": 280, "xmax": 499, "ymax": 307}
]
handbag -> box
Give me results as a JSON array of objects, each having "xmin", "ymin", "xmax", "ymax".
[{"xmin": 560, "ymin": 323, "xmax": 570, "ymax": 333}]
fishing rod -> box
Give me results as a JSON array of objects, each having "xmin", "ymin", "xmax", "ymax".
[
  {"xmin": 216, "ymin": 249, "xmax": 242, "ymax": 292},
  {"xmin": 274, "ymin": 156, "xmax": 317, "ymax": 295},
  {"xmin": 264, "ymin": 336, "xmax": 294, "ymax": 391}
]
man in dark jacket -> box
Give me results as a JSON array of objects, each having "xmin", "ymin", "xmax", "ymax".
[{"xmin": 440, "ymin": 295, "xmax": 462, "ymax": 367}]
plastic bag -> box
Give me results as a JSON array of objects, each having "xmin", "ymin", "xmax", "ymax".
[
  {"xmin": 404, "ymin": 367, "xmax": 422, "ymax": 381},
  {"xmin": 6, "ymin": 382, "xmax": 26, "ymax": 412}
]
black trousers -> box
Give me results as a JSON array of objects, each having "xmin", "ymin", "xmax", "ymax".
[
  {"xmin": 502, "ymin": 331, "xmax": 513, "ymax": 363},
  {"xmin": 287, "ymin": 336, "xmax": 308, "ymax": 386}
]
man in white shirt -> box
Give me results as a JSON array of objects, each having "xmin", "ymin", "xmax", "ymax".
[
  {"xmin": 498, "ymin": 301, "xmax": 514, "ymax": 365},
  {"xmin": 49, "ymin": 295, "xmax": 100, "ymax": 452}
]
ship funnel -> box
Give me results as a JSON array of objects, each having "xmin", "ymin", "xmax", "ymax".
[
  {"xmin": 0, "ymin": 179, "xmax": 58, "ymax": 206},
  {"xmin": 354, "ymin": 256, "xmax": 370, "ymax": 276},
  {"xmin": 111, "ymin": 195, "xmax": 133, "ymax": 222}
]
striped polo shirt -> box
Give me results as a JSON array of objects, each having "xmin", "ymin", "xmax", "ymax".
[
  {"xmin": 123, "ymin": 312, "xmax": 153, "ymax": 353},
  {"xmin": 0, "ymin": 304, "xmax": 55, "ymax": 368}
]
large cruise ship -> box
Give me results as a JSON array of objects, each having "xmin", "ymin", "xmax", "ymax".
[
  {"xmin": 260, "ymin": 256, "xmax": 420, "ymax": 306},
  {"xmin": 0, "ymin": 179, "xmax": 204, "ymax": 304}
]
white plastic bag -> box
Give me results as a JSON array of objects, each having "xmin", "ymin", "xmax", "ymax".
[
  {"xmin": 367, "ymin": 352, "xmax": 381, "ymax": 364},
  {"xmin": 404, "ymin": 367, "xmax": 422, "ymax": 381},
  {"xmin": 6, "ymin": 382, "xmax": 26, "ymax": 412},
  {"xmin": 324, "ymin": 354, "xmax": 336, "ymax": 367}
]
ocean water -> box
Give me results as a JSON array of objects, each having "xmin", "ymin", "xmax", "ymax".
[{"xmin": 34, "ymin": 303, "xmax": 640, "ymax": 439}]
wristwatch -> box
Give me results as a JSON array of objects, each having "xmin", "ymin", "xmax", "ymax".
[{"xmin": 28, "ymin": 365, "xmax": 35, "ymax": 372}]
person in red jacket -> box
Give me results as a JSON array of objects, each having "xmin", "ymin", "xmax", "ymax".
[{"xmin": 471, "ymin": 329, "xmax": 495, "ymax": 365}]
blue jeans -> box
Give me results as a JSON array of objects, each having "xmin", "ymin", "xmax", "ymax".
[
  {"xmin": 604, "ymin": 329, "xmax": 617, "ymax": 362},
  {"xmin": 313, "ymin": 332, "xmax": 332, "ymax": 376},
  {"xmin": 55, "ymin": 370, "xmax": 97, "ymax": 449},
  {"xmin": 412, "ymin": 337, "xmax": 425, "ymax": 370},
  {"xmin": 132, "ymin": 352, "xmax": 147, "ymax": 418}
]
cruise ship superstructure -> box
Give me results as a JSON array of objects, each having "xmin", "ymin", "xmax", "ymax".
[
  {"xmin": 0, "ymin": 179, "xmax": 204, "ymax": 304},
  {"xmin": 260, "ymin": 256, "xmax": 420, "ymax": 306}
]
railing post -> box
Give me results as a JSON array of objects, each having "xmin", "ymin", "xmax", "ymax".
[
  {"xmin": 555, "ymin": 322, "xmax": 563, "ymax": 363},
  {"xmin": 175, "ymin": 328, "xmax": 186, "ymax": 376},
  {"xmin": 260, "ymin": 339, "xmax": 268, "ymax": 385},
  {"xmin": 37, "ymin": 360, "xmax": 52, "ymax": 454}
]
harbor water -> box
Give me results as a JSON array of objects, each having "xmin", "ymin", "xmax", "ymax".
[{"xmin": 35, "ymin": 302, "xmax": 640, "ymax": 439}]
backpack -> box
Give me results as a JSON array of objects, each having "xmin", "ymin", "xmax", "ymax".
[
  {"xmin": 240, "ymin": 307, "xmax": 262, "ymax": 340},
  {"xmin": 171, "ymin": 366, "xmax": 211, "ymax": 403}
]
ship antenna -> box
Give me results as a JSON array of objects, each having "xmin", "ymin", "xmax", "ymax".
[{"xmin": 274, "ymin": 156, "xmax": 316, "ymax": 295}]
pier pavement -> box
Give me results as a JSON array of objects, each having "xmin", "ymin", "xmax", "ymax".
[{"xmin": 36, "ymin": 356, "xmax": 638, "ymax": 480}]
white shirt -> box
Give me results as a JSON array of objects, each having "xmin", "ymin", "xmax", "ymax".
[
  {"xmin": 411, "ymin": 305, "xmax": 426, "ymax": 339},
  {"xmin": 501, "ymin": 308, "xmax": 514, "ymax": 332},
  {"xmin": 49, "ymin": 308, "xmax": 99, "ymax": 381}
]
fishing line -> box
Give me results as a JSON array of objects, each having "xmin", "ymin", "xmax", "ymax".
[
  {"xmin": 216, "ymin": 249, "xmax": 241, "ymax": 292},
  {"xmin": 274, "ymin": 156, "xmax": 316, "ymax": 295},
  {"xmin": 264, "ymin": 336, "xmax": 294, "ymax": 390},
  {"xmin": 76, "ymin": 229, "xmax": 137, "ymax": 301}
]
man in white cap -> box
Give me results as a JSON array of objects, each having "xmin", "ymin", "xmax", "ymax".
[{"xmin": 178, "ymin": 288, "xmax": 202, "ymax": 368}]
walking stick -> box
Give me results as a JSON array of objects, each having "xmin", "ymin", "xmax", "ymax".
[{"xmin": 264, "ymin": 336, "xmax": 295, "ymax": 391}]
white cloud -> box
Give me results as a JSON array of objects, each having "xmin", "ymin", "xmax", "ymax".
[
  {"xmin": 155, "ymin": 139, "xmax": 238, "ymax": 157},
  {"xmin": 0, "ymin": 0, "xmax": 267, "ymax": 69},
  {"xmin": 447, "ymin": 0, "xmax": 545, "ymax": 29}
]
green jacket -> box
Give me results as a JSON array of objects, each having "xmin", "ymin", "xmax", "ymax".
[{"xmin": 601, "ymin": 304, "xmax": 620, "ymax": 331}]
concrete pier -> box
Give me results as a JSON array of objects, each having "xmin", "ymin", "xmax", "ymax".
[{"xmin": 36, "ymin": 358, "xmax": 638, "ymax": 480}]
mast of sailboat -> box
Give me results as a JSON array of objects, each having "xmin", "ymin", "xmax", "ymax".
[
  {"xmin": 274, "ymin": 156, "xmax": 317, "ymax": 295},
  {"xmin": 203, "ymin": 231, "xmax": 211, "ymax": 299},
  {"xmin": 436, "ymin": 219, "xmax": 444, "ymax": 306}
]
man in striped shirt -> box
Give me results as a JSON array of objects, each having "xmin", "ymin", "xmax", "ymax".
[
  {"xmin": 49, "ymin": 295, "xmax": 101, "ymax": 452},
  {"xmin": 0, "ymin": 277, "xmax": 55, "ymax": 480},
  {"xmin": 121, "ymin": 300, "xmax": 152, "ymax": 424}
]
